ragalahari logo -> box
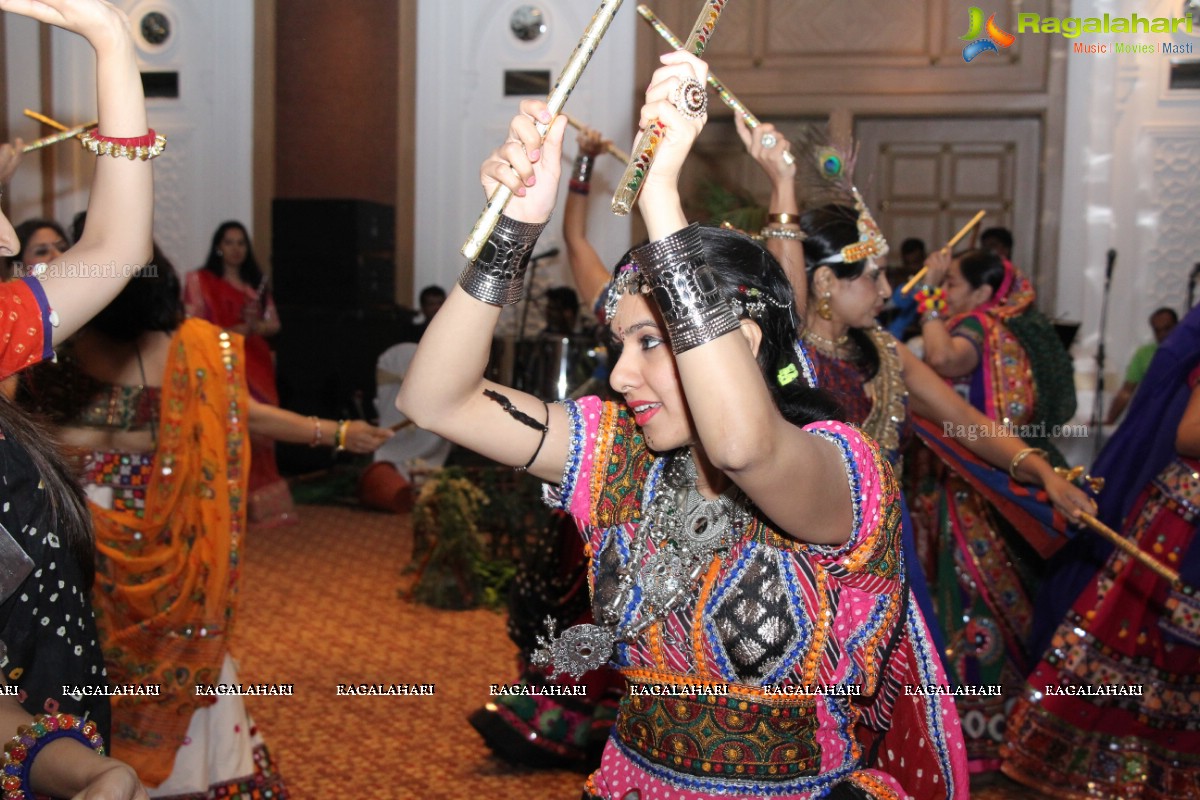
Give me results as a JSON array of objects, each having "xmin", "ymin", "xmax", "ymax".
[{"xmin": 961, "ymin": 7, "xmax": 1016, "ymax": 62}]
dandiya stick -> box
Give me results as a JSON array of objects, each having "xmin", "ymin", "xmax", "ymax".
[
  {"xmin": 21, "ymin": 121, "xmax": 97, "ymax": 154},
  {"xmin": 636, "ymin": 4, "xmax": 793, "ymax": 166},
  {"xmin": 389, "ymin": 419, "xmax": 416, "ymax": 433},
  {"xmin": 24, "ymin": 108, "xmax": 70, "ymax": 131},
  {"xmin": 461, "ymin": 0, "xmax": 626, "ymax": 261},
  {"xmin": 1078, "ymin": 512, "xmax": 1181, "ymax": 586},
  {"xmin": 901, "ymin": 209, "xmax": 987, "ymax": 294},
  {"xmin": 565, "ymin": 116, "xmax": 630, "ymax": 164},
  {"xmin": 612, "ymin": 0, "xmax": 733, "ymax": 216}
]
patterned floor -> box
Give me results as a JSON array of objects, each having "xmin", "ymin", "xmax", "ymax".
[{"xmin": 231, "ymin": 501, "xmax": 1043, "ymax": 799}]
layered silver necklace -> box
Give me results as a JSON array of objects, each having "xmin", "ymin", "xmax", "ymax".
[{"xmin": 531, "ymin": 451, "xmax": 754, "ymax": 679}]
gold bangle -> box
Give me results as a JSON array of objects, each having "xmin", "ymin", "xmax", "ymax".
[
  {"xmin": 766, "ymin": 212, "xmax": 800, "ymax": 225},
  {"xmin": 1009, "ymin": 447, "xmax": 1048, "ymax": 481},
  {"xmin": 335, "ymin": 419, "xmax": 351, "ymax": 452}
]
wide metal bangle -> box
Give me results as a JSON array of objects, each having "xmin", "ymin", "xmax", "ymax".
[
  {"xmin": 457, "ymin": 215, "xmax": 548, "ymax": 306},
  {"xmin": 630, "ymin": 224, "xmax": 740, "ymax": 354}
]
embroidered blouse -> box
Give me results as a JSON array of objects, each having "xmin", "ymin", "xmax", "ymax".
[{"xmin": 546, "ymin": 396, "xmax": 967, "ymax": 799}]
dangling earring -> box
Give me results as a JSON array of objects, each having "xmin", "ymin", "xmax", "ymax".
[
  {"xmin": 817, "ymin": 292, "xmax": 834, "ymax": 321},
  {"xmin": 216, "ymin": 250, "xmax": 223, "ymax": 258}
]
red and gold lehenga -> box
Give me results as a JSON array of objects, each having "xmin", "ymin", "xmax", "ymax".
[
  {"xmin": 183, "ymin": 269, "xmax": 294, "ymax": 525},
  {"xmin": 22, "ymin": 319, "xmax": 289, "ymax": 798}
]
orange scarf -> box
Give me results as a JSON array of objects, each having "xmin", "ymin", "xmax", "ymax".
[{"xmin": 89, "ymin": 318, "xmax": 250, "ymax": 785}]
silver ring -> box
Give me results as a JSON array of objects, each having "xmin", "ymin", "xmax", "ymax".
[
  {"xmin": 760, "ymin": 133, "xmax": 778, "ymax": 150},
  {"xmin": 669, "ymin": 77, "xmax": 707, "ymax": 120}
]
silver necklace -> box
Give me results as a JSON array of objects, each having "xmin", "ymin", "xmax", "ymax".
[{"xmin": 531, "ymin": 451, "xmax": 753, "ymax": 679}]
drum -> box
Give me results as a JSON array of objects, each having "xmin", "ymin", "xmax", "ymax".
[{"xmin": 513, "ymin": 333, "xmax": 604, "ymax": 401}]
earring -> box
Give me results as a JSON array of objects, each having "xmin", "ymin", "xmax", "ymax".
[
  {"xmin": 817, "ymin": 292, "xmax": 834, "ymax": 321},
  {"xmin": 216, "ymin": 250, "xmax": 223, "ymax": 258}
]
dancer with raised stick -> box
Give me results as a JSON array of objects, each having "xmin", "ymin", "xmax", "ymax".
[{"xmin": 461, "ymin": 0, "xmax": 626, "ymax": 261}]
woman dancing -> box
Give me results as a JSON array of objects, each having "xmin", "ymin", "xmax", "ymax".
[
  {"xmin": 738, "ymin": 124, "xmax": 1094, "ymax": 772},
  {"xmin": 400, "ymin": 53, "xmax": 966, "ymax": 799},
  {"xmin": 1003, "ymin": 304, "xmax": 1200, "ymax": 799},
  {"xmin": 22, "ymin": 256, "xmax": 389, "ymax": 795},
  {"xmin": 183, "ymin": 222, "xmax": 292, "ymax": 526},
  {"xmin": 0, "ymin": 0, "xmax": 161, "ymax": 795}
]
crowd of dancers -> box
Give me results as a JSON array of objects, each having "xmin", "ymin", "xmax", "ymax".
[{"xmin": 0, "ymin": 2, "xmax": 1196, "ymax": 799}]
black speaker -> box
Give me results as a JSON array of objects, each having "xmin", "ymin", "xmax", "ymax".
[
  {"xmin": 273, "ymin": 304, "xmax": 419, "ymax": 474},
  {"xmin": 271, "ymin": 199, "xmax": 396, "ymax": 308}
]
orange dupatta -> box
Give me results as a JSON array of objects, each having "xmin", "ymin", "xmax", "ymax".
[{"xmin": 89, "ymin": 318, "xmax": 250, "ymax": 785}]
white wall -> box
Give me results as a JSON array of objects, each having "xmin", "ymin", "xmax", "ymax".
[
  {"xmin": 415, "ymin": 0, "xmax": 636, "ymax": 335},
  {"xmin": 4, "ymin": 0, "xmax": 254, "ymax": 271},
  {"xmin": 1056, "ymin": 0, "xmax": 1200, "ymax": 395}
]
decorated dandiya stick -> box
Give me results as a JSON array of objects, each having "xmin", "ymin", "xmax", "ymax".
[
  {"xmin": 612, "ymin": 0, "xmax": 732, "ymax": 216},
  {"xmin": 636, "ymin": 4, "xmax": 793, "ymax": 167},
  {"xmin": 461, "ymin": 0, "xmax": 626, "ymax": 261},
  {"xmin": 1078, "ymin": 512, "xmax": 1181, "ymax": 586},
  {"xmin": 21, "ymin": 121, "xmax": 98, "ymax": 154},
  {"xmin": 565, "ymin": 116, "xmax": 630, "ymax": 164},
  {"xmin": 901, "ymin": 209, "xmax": 987, "ymax": 294}
]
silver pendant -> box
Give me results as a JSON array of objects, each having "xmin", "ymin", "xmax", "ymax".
[{"xmin": 530, "ymin": 619, "xmax": 617, "ymax": 679}]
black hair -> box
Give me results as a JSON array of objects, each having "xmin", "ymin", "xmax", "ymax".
[
  {"xmin": 608, "ymin": 228, "xmax": 841, "ymax": 428},
  {"xmin": 900, "ymin": 238, "xmax": 926, "ymax": 256},
  {"xmin": 419, "ymin": 285, "xmax": 447, "ymax": 304},
  {"xmin": 797, "ymin": 204, "xmax": 882, "ymax": 380},
  {"xmin": 87, "ymin": 244, "xmax": 185, "ymax": 341},
  {"xmin": 979, "ymin": 226, "xmax": 1013, "ymax": 253},
  {"xmin": 203, "ymin": 221, "xmax": 267, "ymax": 298},
  {"xmin": 14, "ymin": 218, "xmax": 69, "ymax": 265},
  {"xmin": 0, "ymin": 394, "xmax": 93, "ymax": 588},
  {"xmin": 1152, "ymin": 307, "xmax": 1179, "ymax": 324},
  {"xmin": 957, "ymin": 248, "xmax": 1007, "ymax": 294}
]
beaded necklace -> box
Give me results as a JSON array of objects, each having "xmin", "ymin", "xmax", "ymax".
[{"xmin": 531, "ymin": 450, "xmax": 753, "ymax": 679}]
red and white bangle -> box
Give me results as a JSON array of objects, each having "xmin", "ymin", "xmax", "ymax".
[{"xmin": 79, "ymin": 128, "xmax": 167, "ymax": 161}]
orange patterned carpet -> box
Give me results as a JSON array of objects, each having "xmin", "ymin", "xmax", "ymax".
[{"xmin": 230, "ymin": 501, "xmax": 1043, "ymax": 799}]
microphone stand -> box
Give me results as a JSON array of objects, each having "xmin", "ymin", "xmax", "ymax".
[
  {"xmin": 518, "ymin": 249, "xmax": 560, "ymax": 340},
  {"xmin": 1090, "ymin": 249, "xmax": 1116, "ymax": 462}
]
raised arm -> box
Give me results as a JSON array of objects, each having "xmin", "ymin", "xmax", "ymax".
[
  {"xmin": 916, "ymin": 249, "xmax": 980, "ymax": 377},
  {"xmin": 899, "ymin": 341, "xmax": 1095, "ymax": 521},
  {"xmin": 1, "ymin": 0, "xmax": 154, "ymax": 345},
  {"xmin": 733, "ymin": 115, "xmax": 804, "ymax": 302},
  {"xmin": 396, "ymin": 102, "xmax": 573, "ymax": 484},
  {"xmin": 635, "ymin": 53, "xmax": 851, "ymax": 545},
  {"xmin": 562, "ymin": 126, "xmax": 615, "ymax": 313}
]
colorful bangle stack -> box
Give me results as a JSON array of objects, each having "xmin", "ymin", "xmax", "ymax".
[
  {"xmin": 78, "ymin": 129, "xmax": 166, "ymax": 161},
  {"xmin": 569, "ymin": 153, "xmax": 594, "ymax": 195},
  {"xmin": 3, "ymin": 713, "xmax": 106, "ymax": 799},
  {"xmin": 914, "ymin": 284, "xmax": 947, "ymax": 322},
  {"xmin": 334, "ymin": 419, "xmax": 351, "ymax": 452}
]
